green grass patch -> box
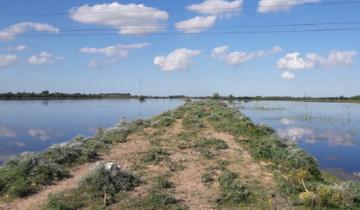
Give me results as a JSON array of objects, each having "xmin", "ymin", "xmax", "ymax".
[
  {"xmin": 142, "ymin": 147, "xmax": 170, "ymax": 164},
  {"xmin": 217, "ymin": 170, "xmax": 251, "ymax": 206},
  {"xmin": 43, "ymin": 162, "xmax": 139, "ymax": 209}
]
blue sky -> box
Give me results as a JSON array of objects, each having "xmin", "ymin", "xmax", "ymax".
[{"xmin": 0, "ymin": 0, "xmax": 359, "ymax": 97}]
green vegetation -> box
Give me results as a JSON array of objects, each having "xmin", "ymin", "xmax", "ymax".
[
  {"xmin": 193, "ymin": 137, "xmax": 228, "ymax": 159},
  {"xmin": 217, "ymin": 170, "xmax": 251, "ymax": 206},
  {"xmin": 142, "ymin": 148, "xmax": 170, "ymax": 164},
  {"xmin": 43, "ymin": 162, "xmax": 140, "ymax": 209}
]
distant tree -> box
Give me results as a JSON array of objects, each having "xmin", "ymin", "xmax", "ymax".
[
  {"xmin": 228, "ymin": 94, "xmax": 235, "ymax": 100},
  {"xmin": 212, "ymin": 93, "xmax": 220, "ymax": 99},
  {"xmin": 139, "ymin": 96, "xmax": 145, "ymax": 102},
  {"xmin": 41, "ymin": 90, "xmax": 50, "ymax": 95}
]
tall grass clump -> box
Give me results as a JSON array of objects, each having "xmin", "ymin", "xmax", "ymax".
[
  {"xmin": 44, "ymin": 162, "xmax": 140, "ymax": 209},
  {"xmin": 0, "ymin": 152, "xmax": 69, "ymax": 197}
]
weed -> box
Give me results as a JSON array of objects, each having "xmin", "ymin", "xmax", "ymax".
[
  {"xmin": 142, "ymin": 148, "xmax": 170, "ymax": 164},
  {"xmin": 217, "ymin": 170, "xmax": 251, "ymax": 205}
]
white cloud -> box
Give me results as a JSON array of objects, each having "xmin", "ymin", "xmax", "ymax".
[
  {"xmin": 80, "ymin": 43, "xmax": 149, "ymax": 57},
  {"xmin": 0, "ymin": 22, "xmax": 59, "ymax": 41},
  {"xmin": 28, "ymin": 51, "xmax": 59, "ymax": 64},
  {"xmin": 258, "ymin": 0, "xmax": 320, "ymax": 13},
  {"xmin": 187, "ymin": 0, "xmax": 243, "ymax": 17},
  {"xmin": 175, "ymin": 16, "xmax": 217, "ymax": 33},
  {"xmin": 8, "ymin": 45, "xmax": 28, "ymax": 52},
  {"xmin": 277, "ymin": 51, "xmax": 357, "ymax": 71},
  {"xmin": 154, "ymin": 48, "xmax": 201, "ymax": 71},
  {"xmin": 212, "ymin": 45, "xmax": 282, "ymax": 66},
  {"xmin": 28, "ymin": 128, "xmax": 51, "ymax": 141},
  {"xmin": 0, "ymin": 55, "xmax": 17, "ymax": 70},
  {"xmin": 0, "ymin": 126, "xmax": 16, "ymax": 137},
  {"xmin": 69, "ymin": 2, "xmax": 168, "ymax": 35},
  {"xmin": 80, "ymin": 43, "xmax": 149, "ymax": 68},
  {"xmin": 281, "ymin": 71, "xmax": 295, "ymax": 80}
]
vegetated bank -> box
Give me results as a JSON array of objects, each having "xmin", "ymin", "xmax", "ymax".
[
  {"xmin": 0, "ymin": 101, "xmax": 359, "ymax": 209},
  {"xmin": 1, "ymin": 91, "xmax": 360, "ymax": 104}
]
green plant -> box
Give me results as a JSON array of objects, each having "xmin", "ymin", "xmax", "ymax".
[
  {"xmin": 155, "ymin": 175, "xmax": 173, "ymax": 189},
  {"xmin": 201, "ymin": 172, "xmax": 214, "ymax": 184},
  {"xmin": 217, "ymin": 170, "xmax": 251, "ymax": 205},
  {"xmin": 142, "ymin": 148, "xmax": 170, "ymax": 164}
]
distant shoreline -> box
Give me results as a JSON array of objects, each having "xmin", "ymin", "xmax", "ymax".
[{"xmin": 0, "ymin": 91, "xmax": 360, "ymax": 103}]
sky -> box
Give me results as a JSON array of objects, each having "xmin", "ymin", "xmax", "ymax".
[{"xmin": 0, "ymin": 0, "xmax": 359, "ymax": 97}]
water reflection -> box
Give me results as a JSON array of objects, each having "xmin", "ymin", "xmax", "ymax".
[
  {"xmin": 0, "ymin": 99, "xmax": 184, "ymax": 163},
  {"xmin": 236, "ymin": 100, "xmax": 360, "ymax": 179},
  {"xmin": 0, "ymin": 126, "xmax": 16, "ymax": 137}
]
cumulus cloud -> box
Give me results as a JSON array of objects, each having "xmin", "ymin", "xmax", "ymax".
[
  {"xmin": 187, "ymin": 0, "xmax": 243, "ymax": 17},
  {"xmin": 154, "ymin": 48, "xmax": 201, "ymax": 71},
  {"xmin": 212, "ymin": 45, "xmax": 282, "ymax": 66},
  {"xmin": 0, "ymin": 22, "xmax": 59, "ymax": 41},
  {"xmin": 0, "ymin": 55, "xmax": 17, "ymax": 70},
  {"xmin": 80, "ymin": 43, "xmax": 149, "ymax": 68},
  {"xmin": 28, "ymin": 51, "xmax": 62, "ymax": 65},
  {"xmin": 0, "ymin": 126, "xmax": 16, "ymax": 137},
  {"xmin": 28, "ymin": 128, "xmax": 51, "ymax": 141},
  {"xmin": 175, "ymin": 16, "xmax": 217, "ymax": 33},
  {"xmin": 258, "ymin": 0, "xmax": 320, "ymax": 13},
  {"xmin": 69, "ymin": 2, "xmax": 168, "ymax": 35},
  {"xmin": 277, "ymin": 51, "xmax": 357, "ymax": 79}
]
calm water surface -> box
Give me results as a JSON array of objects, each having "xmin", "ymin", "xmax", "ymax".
[
  {"xmin": 0, "ymin": 99, "xmax": 184, "ymax": 163},
  {"xmin": 235, "ymin": 101, "xmax": 360, "ymax": 180}
]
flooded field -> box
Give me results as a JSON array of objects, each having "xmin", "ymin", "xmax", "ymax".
[
  {"xmin": 0, "ymin": 99, "xmax": 183, "ymax": 163},
  {"xmin": 235, "ymin": 101, "xmax": 360, "ymax": 180}
]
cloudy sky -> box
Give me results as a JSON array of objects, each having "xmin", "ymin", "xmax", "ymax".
[{"xmin": 0, "ymin": 0, "xmax": 359, "ymax": 96}]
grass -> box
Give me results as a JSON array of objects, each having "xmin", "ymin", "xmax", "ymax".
[
  {"xmin": 217, "ymin": 170, "xmax": 251, "ymax": 206},
  {"xmin": 142, "ymin": 147, "xmax": 170, "ymax": 164},
  {"xmin": 192, "ymin": 137, "xmax": 228, "ymax": 159},
  {"xmin": 43, "ymin": 162, "xmax": 140, "ymax": 209}
]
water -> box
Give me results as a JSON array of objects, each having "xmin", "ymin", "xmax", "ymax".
[
  {"xmin": 234, "ymin": 100, "xmax": 360, "ymax": 180},
  {"xmin": 0, "ymin": 99, "xmax": 184, "ymax": 163}
]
